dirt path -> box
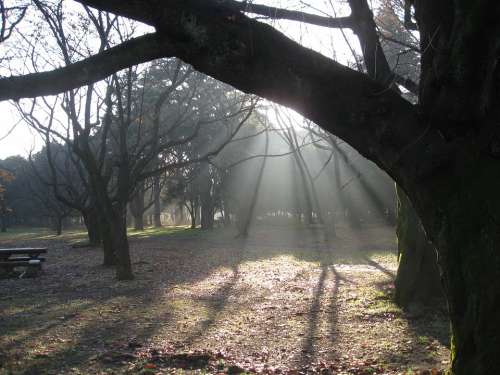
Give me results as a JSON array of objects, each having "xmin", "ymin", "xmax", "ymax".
[{"xmin": 0, "ymin": 224, "xmax": 449, "ymax": 374}]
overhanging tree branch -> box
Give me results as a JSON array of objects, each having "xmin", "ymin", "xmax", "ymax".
[
  {"xmin": 222, "ymin": 1, "xmax": 354, "ymax": 29},
  {"xmin": 0, "ymin": 32, "xmax": 171, "ymax": 101}
]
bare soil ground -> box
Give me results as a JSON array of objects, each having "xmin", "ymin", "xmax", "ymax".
[{"xmin": 0, "ymin": 224, "xmax": 449, "ymax": 375}]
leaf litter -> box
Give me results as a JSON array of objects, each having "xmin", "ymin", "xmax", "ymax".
[{"xmin": 0, "ymin": 224, "xmax": 449, "ymax": 374}]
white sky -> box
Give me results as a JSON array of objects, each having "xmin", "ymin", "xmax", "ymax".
[
  {"xmin": 0, "ymin": 108, "xmax": 40, "ymax": 158},
  {"xmin": 0, "ymin": 0, "xmax": 362, "ymax": 159}
]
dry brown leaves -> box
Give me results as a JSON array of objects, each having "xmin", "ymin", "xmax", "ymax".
[{"xmin": 0, "ymin": 224, "xmax": 449, "ymax": 374}]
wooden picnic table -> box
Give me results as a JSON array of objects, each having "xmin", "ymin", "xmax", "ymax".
[
  {"xmin": 0, "ymin": 247, "xmax": 47, "ymax": 257},
  {"xmin": 0, "ymin": 248, "xmax": 48, "ymax": 276}
]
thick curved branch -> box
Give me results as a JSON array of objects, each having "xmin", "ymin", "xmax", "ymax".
[
  {"xmin": 223, "ymin": 1, "xmax": 354, "ymax": 29},
  {"xmin": 74, "ymin": 0, "xmax": 354, "ymax": 29},
  {"xmin": 0, "ymin": 33, "xmax": 171, "ymax": 101}
]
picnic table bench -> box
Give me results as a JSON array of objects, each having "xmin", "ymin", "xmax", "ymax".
[{"xmin": 0, "ymin": 248, "xmax": 47, "ymax": 277}]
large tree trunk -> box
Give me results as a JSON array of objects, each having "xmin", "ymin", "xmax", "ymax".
[
  {"xmin": 99, "ymin": 216, "xmax": 116, "ymax": 267},
  {"xmin": 395, "ymin": 187, "xmax": 443, "ymax": 308},
  {"xmin": 110, "ymin": 204, "xmax": 133, "ymax": 280},
  {"xmin": 102, "ymin": 232, "xmax": 116, "ymax": 267},
  {"xmin": 412, "ymin": 4, "xmax": 500, "ymax": 373},
  {"xmin": 415, "ymin": 159, "xmax": 500, "ymax": 375},
  {"xmin": 82, "ymin": 209, "xmax": 102, "ymax": 245},
  {"xmin": 88, "ymin": 185, "xmax": 117, "ymax": 267},
  {"xmin": 200, "ymin": 200, "xmax": 214, "ymax": 229}
]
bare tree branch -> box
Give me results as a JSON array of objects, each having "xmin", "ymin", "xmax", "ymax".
[
  {"xmin": 223, "ymin": 1, "xmax": 354, "ymax": 29},
  {"xmin": 0, "ymin": 33, "xmax": 170, "ymax": 100}
]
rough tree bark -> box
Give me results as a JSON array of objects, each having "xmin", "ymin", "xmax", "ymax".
[
  {"xmin": 100, "ymin": 219, "xmax": 116, "ymax": 267},
  {"xmin": 82, "ymin": 154, "xmax": 131, "ymax": 277},
  {"xmin": 395, "ymin": 187, "xmax": 443, "ymax": 308},
  {"xmin": 82, "ymin": 209, "xmax": 102, "ymax": 246},
  {"xmin": 109, "ymin": 203, "xmax": 133, "ymax": 279}
]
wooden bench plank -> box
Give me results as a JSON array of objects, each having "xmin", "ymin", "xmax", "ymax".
[
  {"xmin": 4, "ymin": 257, "xmax": 46, "ymax": 262},
  {"xmin": 0, "ymin": 260, "xmax": 42, "ymax": 267},
  {"xmin": 0, "ymin": 248, "xmax": 47, "ymax": 255}
]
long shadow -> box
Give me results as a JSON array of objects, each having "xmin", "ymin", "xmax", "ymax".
[
  {"xmin": 0, "ymin": 287, "xmax": 166, "ymax": 374},
  {"xmin": 181, "ymin": 248, "xmax": 242, "ymax": 347},
  {"xmin": 299, "ymin": 264, "xmax": 328, "ymax": 366},
  {"xmin": 0, "ymin": 237, "xmax": 244, "ymax": 374},
  {"xmin": 1, "ymin": 222, "xmax": 404, "ymax": 373},
  {"xmin": 358, "ymin": 252, "xmax": 449, "ymax": 346},
  {"xmin": 0, "ymin": 299, "xmax": 98, "ymax": 351},
  {"xmin": 374, "ymin": 303, "xmax": 450, "ymax": 370},
  {"xmin": 328, "ymin": 265, "xmax": 341, "ymax": 345},
  {"xmin": 358, "ymin": 252, "xmax": 449, "ymax": 349},
  {"xmin": 298, "ymin": 228, "xmax": 343, "ymax": 367},
  {"xmin": 13, "ymin": 297, "xmax": 167, "ymax": 375},
  {"xmin": 361, "ymin": 254, "xmax": 396, "ymax": 278}
]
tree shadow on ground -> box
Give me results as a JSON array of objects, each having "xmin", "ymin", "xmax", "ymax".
[
  {"xmin": 0, "ymin": 223, "xmax": 449, "ymax": 374},
  {"xmin": 180, "ymin": 248, "xmax": 243, "ymax": 347},
  {"xmin": 364, "ymin": 254, "xmax": 450, "ymax": 348}
]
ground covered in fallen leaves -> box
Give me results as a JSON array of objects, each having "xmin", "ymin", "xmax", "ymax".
[{"xmin": 0, "ymin": 223, "xmax": 449, "ymax": 374}]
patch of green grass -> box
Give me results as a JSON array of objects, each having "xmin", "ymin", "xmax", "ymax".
[
  {"xmin": 127, "ymin": 225, "xmax": 198, "ymax": 239},
  {"xmin": 37, "ymin": 230, "xmax": 87, "ymax": 242},
  {"xmin": 0, "ymin": 225, "xmax": 204, "ymax": 244},
  {"xmin": 365, "ymin": 289, "xmax": 402, "ymax": 316},
  {"xmin": 0, "ymin": 227, "xmax": 50, "ymax": 241},
  {"xmin": 417, "ymin": 335, "xmax": 431, "ymax": 345},
  {"xmin": 0, "ymin": 227, "xmax": 87, "ymax": 243}
]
